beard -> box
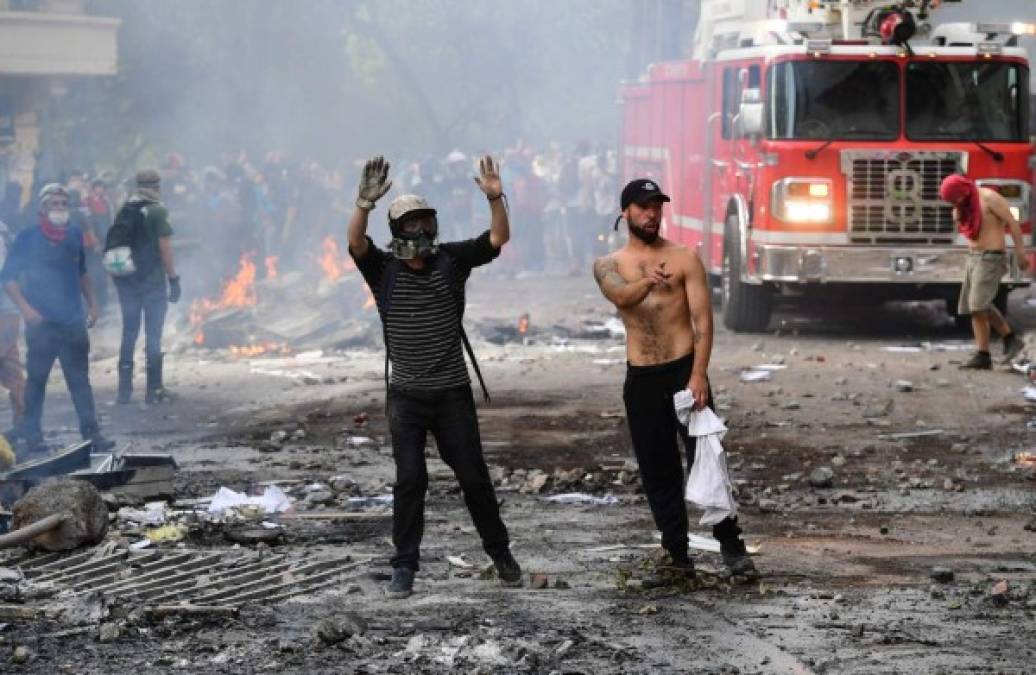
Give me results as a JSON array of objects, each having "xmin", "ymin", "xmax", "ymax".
[{"xmin": 628, "ymin": 222, "xmax": 659, "ymax": 244}]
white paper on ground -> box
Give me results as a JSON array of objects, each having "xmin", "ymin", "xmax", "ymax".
[
  {"xmin": 544, "ymin": 492, "xmax": 619, "ymax": 506},
  {"xmin": 207, "ymin": 485, "xmax": 293, "ymax": 515},
  {"xmin": 739, "ymin": 369, "xmax": 772, "ymax": 382}
]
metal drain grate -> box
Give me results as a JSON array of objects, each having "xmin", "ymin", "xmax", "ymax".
[{"xmin": 14, "ymin": 548, "xmax": 368, "ymax": 607}]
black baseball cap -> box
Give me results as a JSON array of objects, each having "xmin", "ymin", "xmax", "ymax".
[{"xmin": 620, "ymin": 178, "xmax": 671, "ymax": 210}]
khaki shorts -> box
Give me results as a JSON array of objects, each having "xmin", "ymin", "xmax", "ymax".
[{"xmin": 958, "ymin": 251, "xmax": 1007, "ymax": 315}]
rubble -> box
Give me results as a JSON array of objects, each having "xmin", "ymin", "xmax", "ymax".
[
  {"xmin": 10, "ymin": 479, "xmax": 109, "ymax": 552},
  {"xmin": 808, "ymin": 467, "xmax": 835, "ymax": 489},
  {"xmin": 929, "ymin": 567, "xmax": 954, "ymax": 583}
]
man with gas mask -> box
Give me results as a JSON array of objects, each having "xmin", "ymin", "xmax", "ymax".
[
  {"xmin": 1, "ymin": 183, "xmax": 114, "ymax": 457},
  {"xmin": 347, "ymin": 155, "xmax": 521, "ymax": 599}
]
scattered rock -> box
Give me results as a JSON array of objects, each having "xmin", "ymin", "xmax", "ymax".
[
  {"xmin": 329, "ymin": 475, "xmax": 356, "ymax": 493},
  {"xmin": 270, "ymin": 430, "xmax": 289, "ymax": 444},
  {"xmin": 930, "ymin": 567, "xmax": 954, "ymax": 583},
  {"xmin": 11, "ymin": 645, "xmax": 31, "ymax": 664},
  {"xmin": 98, "ymin": 622, "xmax": 120, "ymax": 643},
  {"xmin": 989, "ymin": 580, "xmax": 1009, "ymax": 606},
  {"xmin": 304, "ymin": 491, "xmax": 335, "ymax": 509},
  {"xmin": 12, "ymin": 479, "xmax": 109, "ymax": 552},
  {"xmin": 521, "ymin": 472, "xmax": 549, "ymax": 494},
  {"xmin": 894, "ymin": 380, "xmax": 914, "ymax": 393},
  {"xmin": 1023, "ymin": 518, "xmax": 1036, "ymax": 533},
  {"xmin": 529, "ymin": 573, "xmax": 550, "ymax": 589},
  {"xmin": 638, "ymin": 604, "xmax": 658, "ymax": 615},
  {"xmin": 314, "ymin": 613, "xmax": 367, "ymax": 645},
  {"xmin": 554, "ymin": 578, "xmax": 571, "ymax": 590},
  {"xmin": 809, "ymin": 467, "xmax": 835, "ymax": 489},
  {"xmin": 863, "ymin": 399, "xmax": 894, "ymax": 419},
  {"xmin": 830, "ymin": 455, "xmax": 847, "ymax": 468}
]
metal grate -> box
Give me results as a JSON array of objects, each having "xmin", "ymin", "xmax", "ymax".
[
  {"xmin": 842, "ymin": 151, "xmax": 964, "ymax": 244},
  {"xmin": 11, "ymin": 547, "xmax": 368, "ymax": 607}
]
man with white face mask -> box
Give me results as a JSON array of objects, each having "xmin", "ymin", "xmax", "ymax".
[{"xmin": 0, "ymin": 183, "xmax": 113, "ymax": 458}]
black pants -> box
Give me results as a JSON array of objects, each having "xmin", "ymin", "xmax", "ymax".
[
  {"xmin": 20, "ymin": 321, "xmax": 99, "ymax": 444},
  {"xmin": 623, "ymin": 353, "xmax": 741, "ymax": 560},
  {"xmin": 386, "ymin": 385, "xmax": 509, "ymax": 570},
  {"xmin": 115, "ymin": 279, "xmax": 167, "ymax": 364}
]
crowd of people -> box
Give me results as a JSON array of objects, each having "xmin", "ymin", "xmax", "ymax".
[{"xmin": 0, "ymin": 140, "xmax": 622, "ymax": 306}]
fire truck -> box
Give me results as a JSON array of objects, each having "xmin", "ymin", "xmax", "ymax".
[{"xmin": 619, "ymin": 0, "xmax": 1034, "ymax": 331}]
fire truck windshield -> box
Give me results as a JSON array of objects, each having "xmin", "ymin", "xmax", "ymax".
[
  {"xmin": 906, "ymin": 61, "xmax": 1029, "ymax": 142},
  {"xmin": 768, "ymin": 60, "xmax": 899, "ymax": 141}
]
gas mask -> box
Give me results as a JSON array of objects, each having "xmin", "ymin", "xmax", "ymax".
[{"xmin": 389, "ymin": 212, "xmax": 439, "ymax": 260}]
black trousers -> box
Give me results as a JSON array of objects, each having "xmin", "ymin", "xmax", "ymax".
[
  {"xmin": 386, "ymin": 385, "xmax": 510, "ymax": 570},
  {"xmin": 623, "ymin": 353, "xmax": 741, "ymax": 560}
]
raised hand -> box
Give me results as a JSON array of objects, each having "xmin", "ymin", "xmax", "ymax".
[
  {"xmin": 356, "ymin": 156, "xmax": 392, "ymax": 210},
  {"xmin": 474, "ymin": 155, "xmax": 502, "ymax": 199}
]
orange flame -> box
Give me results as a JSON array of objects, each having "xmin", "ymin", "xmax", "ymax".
[
  {"xmin": 190, "ymin": 253, "xmax": 260, "ymax": 345},
  {"xmin": 518, "ymin": 312, "xmax": 530, "ymax": 335},
  {"xmin": 265, "ymin": 256, "xmax": 278, "ymax": 279},
  {"xmin": 319, "ymin": 236, "xmax": 346, "ymax": 281},
  {"xmin": 229, "ymin": 341, "xmax": 290, "ymax": 358}
]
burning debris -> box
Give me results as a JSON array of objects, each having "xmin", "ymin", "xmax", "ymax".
[{"xmin": 184, "ymin": 238, "xmax": 380, "ymax": 356}]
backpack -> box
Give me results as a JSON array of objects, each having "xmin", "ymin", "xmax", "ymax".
[
  {"xmin": 103, "ymin": 202, "xmax": 146, "ymax": 276},
  {"xmin": 377, "ymin": 252, "xmax": 490, "ymax": 402}
]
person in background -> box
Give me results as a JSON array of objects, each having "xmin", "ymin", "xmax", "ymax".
[
  {"xmin": 0, "ymin": 216, "xmax": 25, "ymax": 440},
  {"xmin": 1, "ymin": 183, "xmax": 113, "ymax": 457}
]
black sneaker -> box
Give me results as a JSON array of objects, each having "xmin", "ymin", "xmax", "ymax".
[
  {"xmin": 720, "ymin": 539, "xmax": 758, "ymax": 577},
  {"xmin": 490, "ymin": 550, "xmax": 523, "ymax": 587},
  {"xmin": 643, "ymin": 555, "xmax": 697, "ymax": 589},
  {"xmin": 1003, "ymin": 334, "xmax": 1025, "ymax": 363},
  {"xmin": 386, "ymin": 567, "xmax": 414, "ymax": 599},
  {"xmin": 959, "ymin": 351, "xmax": 992, "ymax": 370}
]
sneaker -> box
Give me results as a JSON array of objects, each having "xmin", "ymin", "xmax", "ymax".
[
  {"xmin": 643, "ymin": 556, "xmax": 697, "ymax": 589},
  {"xmin": 720, "ymin": 539, "xmax": 758, "ymax": 577},
  {"xmin": 386, "ymin": 567, "xmax": 414, "ymax": 599},
  {"xmin": 145, "ymin": 388, "xmax": 176, "ymax": 405},
  {"xmin": 959, "ymin": 351, "xmax": 992, "ymax": 370},
  {"xmin": 490, "ymin": 550, "xmax": 523, "ymax": 587},
  {"xmin": 87, "ymin": 434, "xmax": 116, "ymax": 452},
  {"xmin": 1003, "ymin": 334, "xmax": 1025, "ymax": 363}
]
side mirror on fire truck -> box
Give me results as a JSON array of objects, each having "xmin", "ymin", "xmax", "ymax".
[{"xmin": 736, "ymin": 88, "xmax": 763, "ymax": 139}]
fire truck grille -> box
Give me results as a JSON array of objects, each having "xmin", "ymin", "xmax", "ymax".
[{"xmin": 843, "ymin": 152, "xmax": 964, "ymax": 244}]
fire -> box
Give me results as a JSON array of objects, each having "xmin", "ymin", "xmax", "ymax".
[
  {"xmin": 265, "ymin": 256, "xmax": 278, "ymax": 279},
  {"xmin": 318, "ymin": 236, "xmax": 357, "ymax": 282},
  {"xmin": 229, "ymin": 341, "xmax": 290, "ymax": 358},
  {"xmin": 518, "ymin": 312, "xmax": 530, "ymax": 335},
  {"xmin": 190, "ymin": 253, "xmax": 260, "ymax": 345}
]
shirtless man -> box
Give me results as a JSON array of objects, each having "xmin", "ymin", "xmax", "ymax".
[
  {"xmin": 940, "ymin": 175, "xmax": 1028, "ymax": 370},
  {"xmin": 593, "ymin": 178, "xmax": 755, "ymax": 579}
]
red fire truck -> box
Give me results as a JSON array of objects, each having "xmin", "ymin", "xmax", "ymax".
[{"xmin": 620, "ymin": 0, "xmax": 1034, "ymax": 331}]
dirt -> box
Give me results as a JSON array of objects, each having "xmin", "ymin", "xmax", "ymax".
[{"xmin": 2, "ymin": 273, "xmax": 1036, "ymax": 673}]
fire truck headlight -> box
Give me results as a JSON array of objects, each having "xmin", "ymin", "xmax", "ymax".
[
  {"xmin": 784, "ymin": 201, "xmax": 832, "ymax": 223},
  {"xmin": 1010, "ymin": 206, "xmax": 1021, "ymax": 221},
  {"xmin": 772, "ymin": 178, "xmax": 834, "ymax": 224}
]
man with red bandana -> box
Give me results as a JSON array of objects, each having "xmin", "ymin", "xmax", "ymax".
[
  {"xmin": 0, "ymin": 183, "xmax": 114, "ymax": 458},
  {"xmin": 940, "ymin": 174, "xmax": 1029, "ymax": 369}
]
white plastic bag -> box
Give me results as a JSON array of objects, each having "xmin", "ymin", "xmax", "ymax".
[{"xmin": 675, "ymin": 394, "xmax": 738, "ymax": 526}]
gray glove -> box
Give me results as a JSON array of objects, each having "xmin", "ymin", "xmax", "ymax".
[{"xmin": 356, "ymin": 156, "xmax": 392, "ymax": 210}]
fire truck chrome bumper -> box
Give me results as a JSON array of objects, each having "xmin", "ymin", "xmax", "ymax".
[{"xmin": 750, "ymin": 245, "xmax": 1028, "ymax": 285}]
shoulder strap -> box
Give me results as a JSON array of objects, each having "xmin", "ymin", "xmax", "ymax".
[
  {"xmin": 378, "ymin": 257, "xmax": 401, "ymax": 391},
  {"xmin": 434, "ymin": 253, "xmax": 490, "ymax": 404}
]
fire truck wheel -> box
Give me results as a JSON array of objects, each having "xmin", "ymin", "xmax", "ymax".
[{"xmin": 721, "ymin": 217, "xmax": 773, "ymax": 332}]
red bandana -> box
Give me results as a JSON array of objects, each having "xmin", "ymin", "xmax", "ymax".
[
  {"xmin": 940, "ymin": 175, "xmax": 982, "ymax": 241},
  {"xmin": 38, "ymin": 214, "xmax": 68, "ymax": 243}
]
